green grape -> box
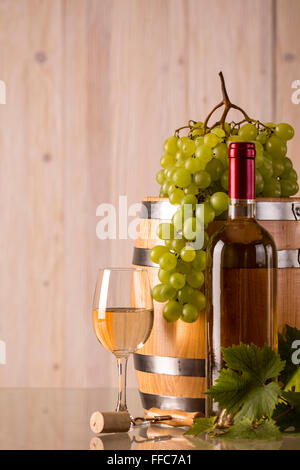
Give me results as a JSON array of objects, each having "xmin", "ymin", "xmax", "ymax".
[
  {"xmin": 183, "ymin": 217, "xmax": 202, "ymax": 241},
  {"xmin": 158, "ymin": 268, "xmax": 174, "ymax": 284},
  {"xmin": 264, "ymin": 152, "xmax": 273, "ymax": 161},
  {"xmin": 161, "ymin": 181, "xmax": 172, "ymax": 195},
  {"xmin": 165, "ymin": 166, "xmax": 177, "ymax": 180},
  {"xmin": 164, "ymin": 136, "xmax": 178, "ymax": 155},
  {"xmin": 205, "ymin": 158, "xmax": 224, "ymax": 182},
  {"xmin": 191, "ymin": 290, "xmax": 206, "ymax": 311},
  {"xmin": 254, "ymin": 141, "xmax": 264, "ymax": 157},
  {"xmin": 181, "ymin": 138, "xmax": 196, "ymax": 157},
  {"xmin": 282, "ymin": 157, "xmax": 293, "ymax": 174},
  {"xmin": 262, "ymin": 177, "xmax": 281, "ymax": 197},
  {"xmin": 160, "ymin": 283, "xmax": 177, "ymax": 300},
  {"xmin": 159, "ymin": 252, "xmax": 177, "ymax": 271},
  {"xmin": 180, "ymin": 246, "xmax": 196, "ymax": 262},
  {"xmin": 204, "ymin": 133, "xmax": 219, "ymax": 148},
  {"xmin": 169, "ymin": 272, "xmax": 186, "ymax": 289},
  {"xmin": 157, "ymin": 222, "xmax": 174, "ymax": 240},
  {"xmin": 172, "ymin": 168, "xmax": 192, "ymax": 188},
  {"xmin": 211, "ymin": 127, "xmax": 226, "ymax": 138},
  {"xmin": 169, "ymin": 188, "xmax": 185, "ymax": 205},
  {"xmin": 160, "ymin": 153, "xmax": 175, "ymax": 168},
  {"xmin": 194, "ymin": 136, "xmax": 205, "ymax": 146},
  {"xmin": 172, "ymin": 208, "xmax": 183, "ymax": 231},
  {"xmin": 152, "ymin": 284, "xmax": 166, "ymax": 302},
  {"xmin": 256, "ymin": 131, "xmax": 269, "ymax": 145},
  {"xmin": 191, "ymin": 128, "xmax": 203, "ymax": 137},
  {"xmin": 260, "ymin": 157, "xmax": 273, "ymax": 179},
  {"xmin": 177, "ymin": 136, "xmax": 191, "ymax": 150},
  {"xmin": 184, "ymin": 183, "xmax": 199, "ymax": 196},
  {"xmin": 265, "ymin": 135, "xmax": 287, "ymax": 159},
  {"xmin": 195, "ymin": 144, "xmax": 213, "ymax": 162},
  {"xmin": 177, "ymin": 259, "xmax": 192, "ymax": 274},
  {"xmin": 181, "ymin": 303, "xmax": 199, "ymax": 323},
  {"xmin": 178, "ymin": 285, "xmax": 194, "ymax": 304},
  {"xmin": 226, "ymin": 135, "xmax": 245, "ymax": 146},
  {"xmin": 196, "ymin": 201, "xmax": 215, "ymax": 227},
  {"xmin": 280, "ymin": 179, "xmax": 299, "ymax": 197},
  {"xmin": 170, "ymin": 238, "xmax": 187, "ymax": 252},
  {"xmin": 194, "ymin": 170, "xmax": 211, "ymax": 189},
  {"xmin": 167, "ymin": 184, "xmax": 176, "ymax": 196},
  {"xmin": 156, "ymin": 169, "xmax": 166, "ymax": 185},
  {"xmin": 149, "ymin": 245, "xmax": 168, "ymax": 263},
  {"xmin": 291, "ymin": 181, "xmax": 299, "ymax": 194},
  {"xmin": 186, "ymin": 270, "xmax": 204, "ymax": 289},
  {"xmin": 275, "ymin": 123, "xmax": 294, "ymax": 141},
  {"xmin": 255, "ymin": 152, "xmax": 264, "ymax": 169},
  {"xmin": 210, "ymin": 192, "xmax": 229, "ymax": 213},
  {"xmin": 191, "ymin": 250, "xmax": 206, "ymax": 271},
  {"xmin": 272, "ymin": 159, "xmax": 285, "ymax": 177},
  {"xmin": 282, "ymin": 169, "xmax": 298, "ymax": 181},
  {"xmin": 238, "ymin": 123, "xmax": 258, "ymax": 140},
  {"xmin": 265, "ymin": 122, "xmax": 276, "ymax": 129},
  {"xmin": 213, "ymin": 143, "xmax": 228, "ymax": 164},
  {"xmin": 256, "ymin": 169, "xmax": 264, "ymax": 194},
  {"xmin": 184, "ymin": 157, "xmax": 202, "ymax": 174},
  {"xmin": 224, "ymin": 122, "xmax": 231, "ymax": 135},
  {"xmin": 181, "ymin": 194, "xmax": 197, "ymax": 206},
  {"xmin": 221, "ymin": 169, "xmax": 229, "ymax": 191},
  {"xmin": 163, "ymin": 300, "xmax": 182, "ymax": 322}
]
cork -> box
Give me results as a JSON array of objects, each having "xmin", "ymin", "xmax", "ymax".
[{"xmin": 90, "ymin": 411, "xmax": 131, "ymax": 434}]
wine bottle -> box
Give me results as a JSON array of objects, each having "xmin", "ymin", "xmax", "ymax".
[{"xmin": 206, "ymin": 141, "xmax": 277, "ymax": 416}]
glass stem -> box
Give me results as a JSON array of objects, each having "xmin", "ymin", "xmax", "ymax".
[{"xmin": 116, "ymin": 356, "xmax": 128, "ymax": 412}]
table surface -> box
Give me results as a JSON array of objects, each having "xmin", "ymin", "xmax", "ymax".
[{"xmin": 0, "ymin": 388, "xmax": 300, "ymax": 450}]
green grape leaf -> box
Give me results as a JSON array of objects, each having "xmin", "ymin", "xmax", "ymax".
[
  {"xmin": 184, "ymin": 416, "xmax": 216, "ymax": 436},
  {"xmin": 273, "ymin": 392, "xmax": 300, "ymax": 432},
  {"xmin": 282, "ymin": 391, "xmax": 300, "ymax": 409},
  {"xmin": 222, "ymin": 343, "xmax": 285, "ymax": 381},
  {"xmin": 278, "ymin": 324, "xmax": 300, "ymax": 387},
  {"xmin": 221, "ymin": 418, "xmax": 281, "ymax": 441},
  {"xmin": 207, "ymin": 344, "xmax": 285, "ymax": 421},
  {"xmin": 284, "ymin": 367, "xmax": 300, "ymax": 392}
]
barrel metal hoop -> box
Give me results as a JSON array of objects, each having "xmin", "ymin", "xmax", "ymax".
[
  {"xmin": 133, "ymin": 247, "xmax": 157, "ymax": 267},
  {"xmin": 139, "ymin": 391, "xmax": 205, "ymax": 413},
  {"xmin": 140, "ymin": 200, "xmax": 300, "ymax": 221},
  {"xmin": 133, "ymin": 247, "xmax": 300, "ymax": 269},
  {"xmin": 278, "ymin": 250, "xmax": 300, "ymax": 268},
  {"xmin": 292, "ymin": 202, "xmax": 300, "ymax": 221},
  {"xmin": 134, "ymin": 353, "xmax": 206, "ymax": 377}
]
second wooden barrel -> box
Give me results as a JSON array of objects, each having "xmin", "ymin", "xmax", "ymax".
[{"xmin": 132, "ymin": 197, "xmax": 300, "ymax": 412}]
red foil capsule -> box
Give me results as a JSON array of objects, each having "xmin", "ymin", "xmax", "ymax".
[{"xmin": 228, "ymin": 142, "xmax": 256, "ymax": 200}]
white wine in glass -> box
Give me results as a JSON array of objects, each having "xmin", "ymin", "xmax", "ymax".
[{"xmin": 92, "ymin": 268, "xmax": 154, "ymax": 414}]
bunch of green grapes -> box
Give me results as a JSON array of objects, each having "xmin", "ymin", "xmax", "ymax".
[{"xmin": 152, "ymin": 120, "xmax": 298, "ymax": 323}]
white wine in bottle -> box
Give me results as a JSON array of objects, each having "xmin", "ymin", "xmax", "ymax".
[{"xmin": 206, "ymin": 142, "xmax": 277, "ymax": 416}]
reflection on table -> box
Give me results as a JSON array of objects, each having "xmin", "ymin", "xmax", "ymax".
[{"xmin": 0, "ymin": 388, "xmax": 300, "ymax": 450}]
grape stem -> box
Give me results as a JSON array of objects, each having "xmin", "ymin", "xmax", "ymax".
[
  {"xmin": 174, "ymin": 71, "xmax": 269, "ymax": 137},
  {"xmin": 203, "ymin": 71, "xmax": 255, "ymax": 133}
]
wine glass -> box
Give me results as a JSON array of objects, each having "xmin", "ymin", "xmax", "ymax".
[{"xmin": 92, "ymin": 268, "xmax": 154, "ymax": 416}]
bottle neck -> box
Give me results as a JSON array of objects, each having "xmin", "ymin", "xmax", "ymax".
[
  {"xmin": 228, "ymin": 198, "xmax": 256, "ymax": 219},
  {"xmin": 228, "ymin": 150, "xmax": 256, "ymax": 220}
]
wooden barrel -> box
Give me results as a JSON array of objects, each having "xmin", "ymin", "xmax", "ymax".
[{"xmin": 132, "ymin": 196, "xmax": 300, "ymax": 412}]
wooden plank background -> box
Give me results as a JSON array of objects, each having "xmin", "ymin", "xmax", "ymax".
[{"xmin": 0, "ymin": 0, "xmax": 299, "ymax": 388}]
